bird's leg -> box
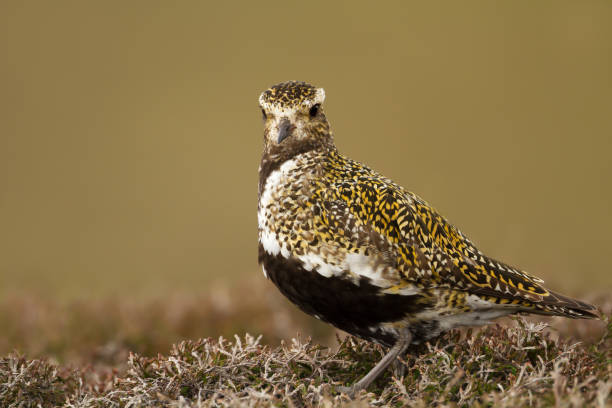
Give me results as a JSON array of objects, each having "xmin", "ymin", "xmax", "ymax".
[
  {"xmin": 338, "ymin": 331, "xmax": 412, "ymax": 397},
  {"xmin": 391, "ymin": 353, "xmax": 408, "ymax": 379}
]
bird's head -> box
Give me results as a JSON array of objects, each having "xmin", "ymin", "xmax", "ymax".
[{"xmin": 258, "ymin": 81, "xmax": 334, "ymax": 161}]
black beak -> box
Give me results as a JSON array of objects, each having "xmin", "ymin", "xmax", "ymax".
[{"xmin": 277, "ymin": 118, "xmax": 294, "ymax": 144}]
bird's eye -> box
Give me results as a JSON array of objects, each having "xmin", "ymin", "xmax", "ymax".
[
  {"xmin": 309, "ymin": 104, "xmax": 320, "ymax": 117},
  {"xmin": 261, "ymin": 108, "xmax": 267, "ymax": 120}
]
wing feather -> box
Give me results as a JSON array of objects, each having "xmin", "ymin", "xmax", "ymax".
[{"xmin": 321, "ymin": 165, "xmax": 599, "ymax": 319}]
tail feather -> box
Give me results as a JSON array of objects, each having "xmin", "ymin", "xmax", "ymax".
[{"xmin": 532, "ymin": 290, "xmax": 600, "ymax": 319}]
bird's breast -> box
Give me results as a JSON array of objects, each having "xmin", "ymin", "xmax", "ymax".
[{"xmin": 258, "ymin": 157, "xmax": 313, "ymax": 258}]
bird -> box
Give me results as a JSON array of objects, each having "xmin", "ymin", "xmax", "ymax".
[{"xmin": 256, "ymin": 80, "xmax": 599, "ymax": 396}]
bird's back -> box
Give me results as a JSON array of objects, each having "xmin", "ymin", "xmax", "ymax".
[{"xmin": 320, "ymin": 152, "xmax": 598, "ymax": 317}]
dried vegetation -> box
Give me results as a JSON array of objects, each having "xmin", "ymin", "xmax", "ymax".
[{"xmin": 1, "ymin": 281, "xmax": 610, "ymax": 407}]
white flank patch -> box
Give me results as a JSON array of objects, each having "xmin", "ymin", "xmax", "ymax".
[
  {"xmin": 344, "ymin": 253, "xmax": 376, "ymax": 279},
  {"xmin": 296, "ymin": 253, "xmax": 342, "ymax": 277},
  {"xmin": 344, "ymin": 253, "xmax": 389, "ymax": 286},
  {"xmin": 261, "ymin": 265, "xmax": 268, "ymax": 278},
  {"xmin": 294, "ymin": 252, "xmax": 391, "ymax": 286}
]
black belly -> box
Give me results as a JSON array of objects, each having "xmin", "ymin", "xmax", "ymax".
[{"xmin": 258, "ymin": 245, "xmax": 430, "ymax": 346}]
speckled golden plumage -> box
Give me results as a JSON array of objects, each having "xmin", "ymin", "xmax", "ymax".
[
  {"xmin": 262, "ymin": 144, "xmax": 595, "ymax": 315},
  {"xmin": 257, "ymin": 80, "xmax": 599, "ymax": 395}
]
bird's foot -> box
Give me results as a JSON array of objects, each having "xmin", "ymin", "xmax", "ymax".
[
  {"xmin": 336, "ymin": 384, "xmax": 358, "ymax": 398},
  {"xmin": 391, "ymin": 356, "xmax": 407, "ymax": 379},
  {"xmin": 337, "ymin": 331, "xmax": 413, "ymax": 399}
]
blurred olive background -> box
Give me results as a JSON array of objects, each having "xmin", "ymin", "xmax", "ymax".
[{"xmin": 1, "ymin": 1, "xmax": 611, "ymax": 301}]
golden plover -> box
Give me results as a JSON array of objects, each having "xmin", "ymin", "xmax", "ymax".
[{"xmin": 256, "ymin": 81, "xmax": 599, "ymax": 396}]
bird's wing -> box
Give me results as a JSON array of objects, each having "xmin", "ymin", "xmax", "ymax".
[{"xmin": 321, "ymin": 173, "xmax": 598, "ymax": 318}]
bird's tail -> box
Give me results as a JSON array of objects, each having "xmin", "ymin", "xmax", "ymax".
[{"xmin": 530, "ymin": 290, "xmax": 600, "ymax": 319}]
